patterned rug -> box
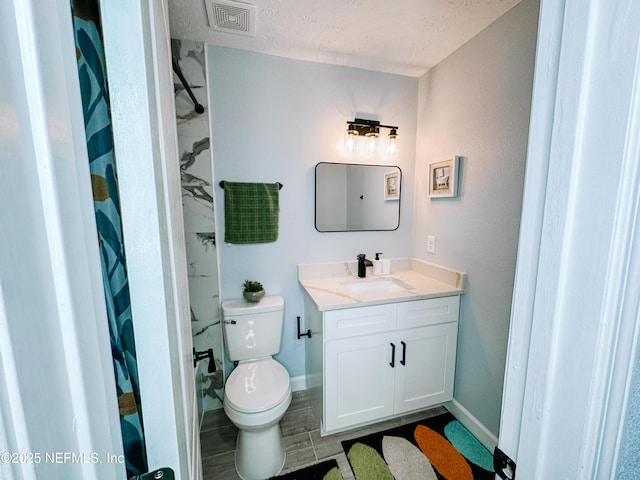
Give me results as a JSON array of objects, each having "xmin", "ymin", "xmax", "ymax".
[
  {"xmin": 341, "ymin": 412, "xmax": 494, "ymax": 479},
  {"xmin": 269, "ymin": 459, "xmax": 342, "ymax": 480}
]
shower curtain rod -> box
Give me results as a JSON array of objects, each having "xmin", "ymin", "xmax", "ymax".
[{"xmin": 172, "ymin": 58, "xmax": 205, "ymax": 114}]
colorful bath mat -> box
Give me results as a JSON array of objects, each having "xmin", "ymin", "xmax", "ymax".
[
  {"xmin": 341, "ymin": 412, "xmax": 494, "ymax": 480},
  {"xmin": 269, "ymin": 458, "xmax": 343, "ymax": 480}
]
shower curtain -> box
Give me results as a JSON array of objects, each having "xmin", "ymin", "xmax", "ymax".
[{"xmin": 71, "ymin": 1, "xmax": 147, "ymax": 477}]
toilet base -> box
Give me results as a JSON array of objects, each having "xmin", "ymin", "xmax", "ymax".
[{"xmin": 234, "ymin": 421, "xmax": 286, "ymax": 480}]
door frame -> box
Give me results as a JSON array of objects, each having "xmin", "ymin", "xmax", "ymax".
[
  {"xmin": 498, "ymin": 0, "xmax": 640, "ymax": 477},
  {"xmin": 99, "ymin": 0, "xmax": 201, "ymax": 478}
]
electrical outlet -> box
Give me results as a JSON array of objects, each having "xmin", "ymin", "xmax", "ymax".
[{"xmin": 427, "ymin": 235, "xmax": 436, "ymax": 254}]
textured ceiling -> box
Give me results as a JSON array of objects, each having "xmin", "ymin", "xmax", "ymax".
[{"xmin": 168, "ymin": 0, "xmax": 522, "ymax": 77}]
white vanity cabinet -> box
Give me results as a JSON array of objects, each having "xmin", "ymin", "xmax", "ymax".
[{"xmin": 305, "ymin": 295, "xmax": 460, "ymax": 435}]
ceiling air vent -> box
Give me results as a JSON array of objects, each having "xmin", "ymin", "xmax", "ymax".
[{"xmin": 206, "ymin": 0, "xmax": 257, "ymax": 37}]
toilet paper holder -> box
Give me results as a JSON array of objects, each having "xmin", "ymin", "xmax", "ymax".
[{"xmin": 296, "ymin": 316, "xmax": 312, "ymax": 340}]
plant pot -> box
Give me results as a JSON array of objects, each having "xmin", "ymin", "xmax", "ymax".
[{"xmin": 243, "ymin": 289, "xmax": 265, "ymax": 303}]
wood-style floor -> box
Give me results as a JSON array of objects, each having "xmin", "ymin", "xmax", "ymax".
[{"xmin": 200, "ymin": 390, "xmax": 447, "ymax": 479}]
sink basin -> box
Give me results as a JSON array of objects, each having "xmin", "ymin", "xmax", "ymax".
[{"xmin": 340, "ymin": 277, "xmax": 415, "ymax": 294}]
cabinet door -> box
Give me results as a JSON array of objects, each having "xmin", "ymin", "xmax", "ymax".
[
  {"xmin": 394, "ymin": 323, "xmax": 458, "ymax": 414},
  {"xmin": 324, "ymin": 332, "xmax": 396, "ymax": 432}
]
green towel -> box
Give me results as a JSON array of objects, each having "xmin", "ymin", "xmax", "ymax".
[{"xmin": 224, "ymin": 182, "xmax": 280, "ymax": 244}]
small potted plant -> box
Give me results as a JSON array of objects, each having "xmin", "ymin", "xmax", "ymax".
[{"xmin": 243, "ymin": 280, "xmax": 265, "ymax": 303}]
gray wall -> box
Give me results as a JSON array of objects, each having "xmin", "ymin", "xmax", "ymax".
[
  {"xmin": 414, "ymin": 0, "xmax": 539, "ymax": 435},
  {"xmin": 207, "ymin": 47, "xmax": 418, "ymax": 382}
]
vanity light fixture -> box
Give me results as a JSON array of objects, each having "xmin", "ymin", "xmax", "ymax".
[{"xmin": 345, "ymin": 118, "xmax": 399, "ymax": 157}]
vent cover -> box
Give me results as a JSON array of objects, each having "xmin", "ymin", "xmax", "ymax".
[{"xmin": 206, "ymin": 0, "xmax": 257, "ymax": 37}]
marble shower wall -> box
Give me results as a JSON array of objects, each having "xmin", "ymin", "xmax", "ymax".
[{"xmin": 171, "ymin": 39, "xmax": 224, "ymax": 416}]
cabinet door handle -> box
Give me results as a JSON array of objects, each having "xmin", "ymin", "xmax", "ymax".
[
  {"xmin": 400, "ymin": 341, "xmax": 406, "ymax": 366},
  {"xmin": 389, "ymin": 342, "xmax": 396, "ymax": 368}
]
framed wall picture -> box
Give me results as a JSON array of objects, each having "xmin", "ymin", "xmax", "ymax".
[
  {"xmin": 428, "ymin": 156, "xmax": 460, "ymax": 198},
  {"xmin": 384, "ymin": 170, "xmax": 400, "ymax": 200}
]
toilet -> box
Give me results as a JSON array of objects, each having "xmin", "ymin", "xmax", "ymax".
[{"xmin": 221, "ymin": 295, "xmax": 292, "ymax": 480}]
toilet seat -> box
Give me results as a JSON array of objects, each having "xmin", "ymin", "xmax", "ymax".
[{"xmin": 225, "ymin": 358, "xmax": 290, "ymax": 413}]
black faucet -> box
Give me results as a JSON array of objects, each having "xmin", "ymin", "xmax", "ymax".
[{"xmin": 357, "ymin": 254, "xmax": 373, "ymax": 278}]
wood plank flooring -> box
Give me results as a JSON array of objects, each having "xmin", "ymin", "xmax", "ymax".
[{"xmin": 200, "ymin": 390, "xmax": 447, "ymax": 479}]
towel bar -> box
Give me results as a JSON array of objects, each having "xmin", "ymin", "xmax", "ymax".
[{"xmin": 219, "ymin": 181, "xmax": 283, "ymax": 190}]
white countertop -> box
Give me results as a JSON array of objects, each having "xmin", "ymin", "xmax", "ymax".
[{"xmin": 298, "ymin": 257, "xmax": 466, "ymax": 311}]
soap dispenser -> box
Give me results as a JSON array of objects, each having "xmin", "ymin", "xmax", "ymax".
[{"xmin": 373, "ymin": 252, "xmax": 383, "ymax": 275}]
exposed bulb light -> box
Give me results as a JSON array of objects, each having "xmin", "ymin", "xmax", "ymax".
[
  {"xmin": 387, "ymin": 128, "xmax": 398, "ymax": 157},
  {"xmin": 345, "ymin": 118, "xmax": 398, "ymax": 159},
  {"xmin": 365, "ymin": 128, "xmax": 379, "ymax": 155},
  {"xmin": 345, "ymin": 125, "xmax": 358, "ymax": 154}
]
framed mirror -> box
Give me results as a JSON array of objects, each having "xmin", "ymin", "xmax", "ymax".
[{"xmin": 315, "ymin": 162, "xmax": 401, "ymax": 232}]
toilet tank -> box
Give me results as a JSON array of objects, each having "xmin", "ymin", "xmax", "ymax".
[{"xmin": 221, "ymin": 295, "xmax": 284, "ymax": 361}]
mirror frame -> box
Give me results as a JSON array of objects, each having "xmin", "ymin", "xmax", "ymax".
[{"xmin": 314, "ymin": 162, "xmax": 402, "ymax": 232}]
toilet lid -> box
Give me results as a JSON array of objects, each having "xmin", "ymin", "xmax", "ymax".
[{"xmin": 225, "ymin": 358, "xmax": 290, "ymax": 413}]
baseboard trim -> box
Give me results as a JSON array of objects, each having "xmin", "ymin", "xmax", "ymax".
[
  {"xmin": 290, "ymin": 375, "xmax": 307, "ymax": 392},
  {"xmin": 445, "ymin": 398, "xmax": 498, "ymax": 452}
]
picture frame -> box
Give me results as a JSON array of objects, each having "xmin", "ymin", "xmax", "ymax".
[
  {"xmin": 428, "ymin": 156, "xmax": 460, "ymax": 198},
  {"xmin": 384, "ymin": 171, "xmax": 400, "ymax": 200}
]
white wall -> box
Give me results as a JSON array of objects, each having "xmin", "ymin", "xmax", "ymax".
[
  {"xmin": 414, "ymin": 0, "xmax": 539, "ymax": 435},
  {"xmin": 207, "ymin": 47, "xmax": 418, "ymax": 380}
]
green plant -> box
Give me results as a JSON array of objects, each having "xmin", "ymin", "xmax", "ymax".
[{"xmin": 243, "ymin": 280, "xmax": 263, "ymax": 292}]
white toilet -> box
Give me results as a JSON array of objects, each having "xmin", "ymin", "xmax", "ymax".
[{"xmin": 221, "ymin": 295, "xmax": 292, "ymax": 480}]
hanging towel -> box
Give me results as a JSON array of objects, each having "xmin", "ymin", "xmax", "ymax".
[{"xmin": 224, "ymin": 182, "xmax": 280, "ymax": 244}]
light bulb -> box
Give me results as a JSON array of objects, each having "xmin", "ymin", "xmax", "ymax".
[
  {"xmin": 365, "ymin": 131, "xmax": 378, "ymax": 156},
  {"xmin": 344, "ymin": 127, "xmax": 358, "ymax": 154},
  {"xmin": 387, "ymin": 129, "xmax": 398, "ymax": 157}
]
